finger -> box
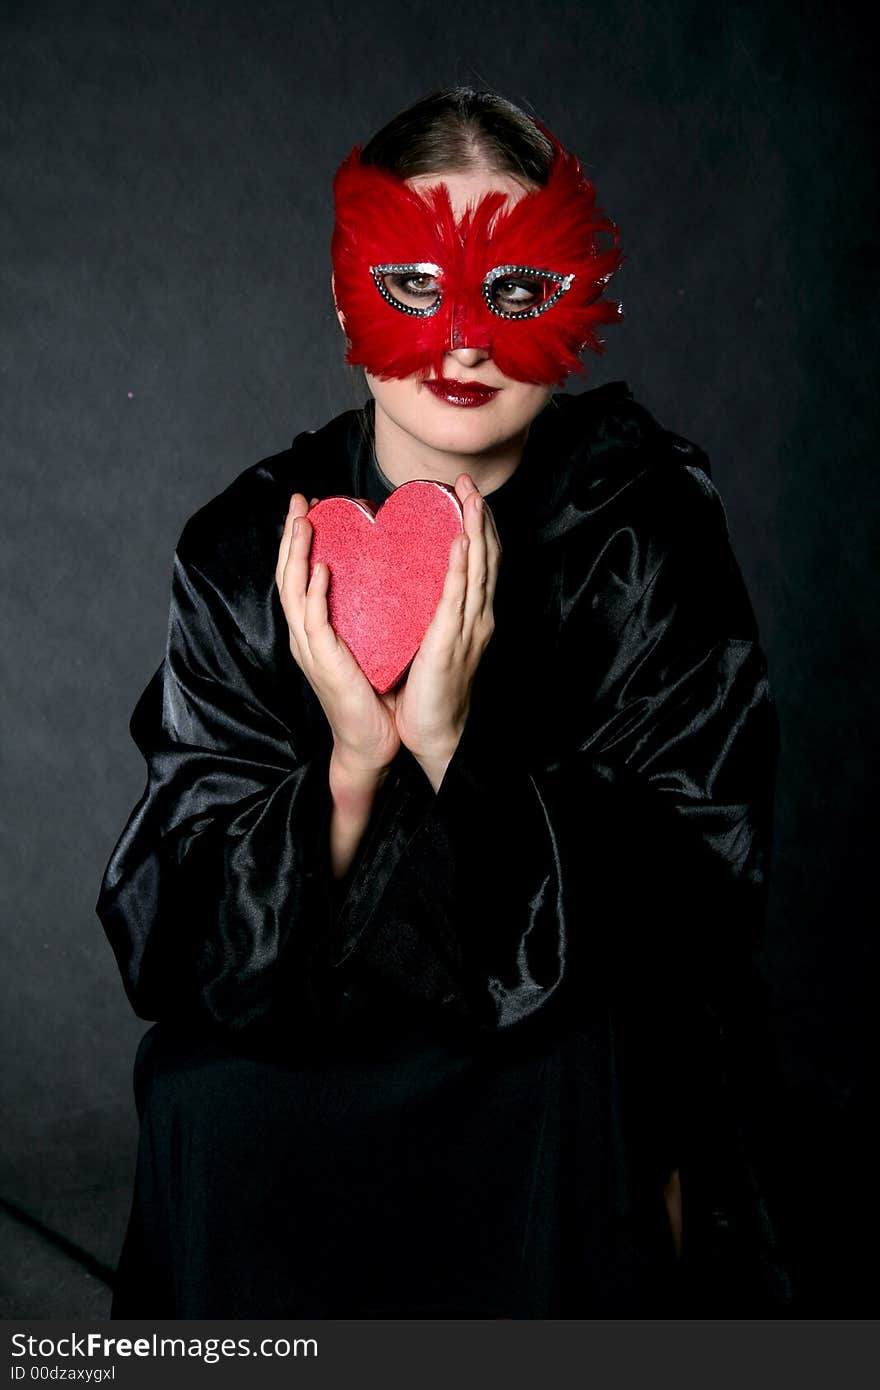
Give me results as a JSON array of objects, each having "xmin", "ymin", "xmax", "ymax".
[
  {"xmin": 302, "ymin": 556, "xmax": 346, "ymax": 669},
  {"xmin": 456, "ymin": 472, "xmax": 502, "ymax": 556},
  {"xmin": 462, "ymin": 487, "xmax": 489, "ymax": 637},
  {"xmin": 303, "ymin": 562, "xmax": 369, "ymax": 696},
  {"xmin": 290, "ymin": 491, "xmax": 310, "ymax": 521},
  {"xmin": 482, "ymin": 497, "xmax": 502, "ymax": 618},
  {"xmin": 277, "ymin": 507, "xmax": 310, "ymax": 666},
  {"xmin": 276, "ymin": 508, "xmax": 294, "ymax": 592},
  {"xmin": 454, "ymin": 472, "xmax": 478, "ymax": 508},
  {"xmin": 280, "ymin": 509, "xmax": 314, "ymax": 655},
  {"xmin": 430, "ymin": 528, "xmax": 470, "ymax": 647},
  {"xmin": 276, "ymin": 499, "xmax": 303, "ymax": 592},
  {"xmin": 483, "ymin": 496, "xmax": 502, "ymax": 554},
  {"xmin": 277, "ymin": 493, "xmax": 309, "ymax": 586}
]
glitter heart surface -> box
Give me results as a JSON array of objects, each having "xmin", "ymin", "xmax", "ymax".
[{"xmin": 306, "ymin": 480, "xmax": 465, "ymax": 694}]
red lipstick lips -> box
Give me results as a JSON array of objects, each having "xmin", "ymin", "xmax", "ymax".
[{"xmin": 423, "ymin": 378, "xmax": 500, "ymax": 408}]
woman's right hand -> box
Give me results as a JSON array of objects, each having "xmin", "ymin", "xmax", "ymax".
[{"xmin": 276, "ymin": 492, "xmax": 400, "ymax": 775}]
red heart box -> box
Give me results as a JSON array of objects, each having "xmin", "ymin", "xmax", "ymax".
[{"xmin": 307, "ymin": 480, "xmax": 465, "ymax": 694}]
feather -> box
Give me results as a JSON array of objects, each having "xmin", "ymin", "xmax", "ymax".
[{"xmin": 331, "ymin": 123, "xmax": 625, "ymax": 386}]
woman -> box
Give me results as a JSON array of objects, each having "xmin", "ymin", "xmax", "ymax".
[{"xmin": 97, "ymin": 86, "xmax": 795, "ymax": 1317}]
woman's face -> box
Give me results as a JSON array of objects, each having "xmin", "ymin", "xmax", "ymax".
[{"xmin": 332, "ymin": 166, "xmax": 556, "ymax": 460}]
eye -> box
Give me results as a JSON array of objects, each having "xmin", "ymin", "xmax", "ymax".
[
  {"xmin": 491, "ymin": 276, "xmax": 548, "ymax": 313},
  {"xmin": 483, "ymin": 265, "xmax": 574, "ymax": 319},
  {"xmin": 370, "ymin": 261, "xmax": 443, "ymax": 316},
  {"xmin": 389, "ymin": 271, "xmax": 440, "ymax": 301}
]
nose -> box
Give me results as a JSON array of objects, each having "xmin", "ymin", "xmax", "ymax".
[{"xmin": 446, "ymin": 344, "xmax": 491, "ymax": 367}]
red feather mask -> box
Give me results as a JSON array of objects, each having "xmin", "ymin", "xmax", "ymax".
[{"xmin": 331, "ymin": 119, "xmax": 625, "ymax": 387}]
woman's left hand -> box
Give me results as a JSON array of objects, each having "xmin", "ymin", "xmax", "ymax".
[{"xmin": 380, "ymin": 473, "xmax": 502, "ymax": 789}]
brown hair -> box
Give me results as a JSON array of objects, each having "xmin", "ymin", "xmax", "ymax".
[{"xmin": 358, "ymin": 86, "xmax": 554, "ymax": 185}]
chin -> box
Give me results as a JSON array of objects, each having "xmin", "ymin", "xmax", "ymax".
[{"xmin": 368, "ymin": 372, "xmax": 553, "ymax": 454}]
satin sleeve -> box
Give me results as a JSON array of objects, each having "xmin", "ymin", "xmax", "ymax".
[
  {"xmin": 95, "ymin": 534, "xmax": 340, "ymax": 1034},
  {"xmin": 319, "ymin": 463, "xmax": 780, "ymax": 1038},
  {"xmin": 570, "ymin": 464, "xmax": 780, "ymax": 989}
]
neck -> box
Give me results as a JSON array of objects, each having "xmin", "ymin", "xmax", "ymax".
[{"xmin": 371, "ymin": 400, "xmax": 529, "ymax": 497}]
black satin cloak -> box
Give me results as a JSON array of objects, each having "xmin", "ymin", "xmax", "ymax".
[{"xmin": 97, "ymin": 382, "xmax": 797, "ymax": 1315}]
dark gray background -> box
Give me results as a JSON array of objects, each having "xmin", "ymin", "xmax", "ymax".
[{"xmin": 1, "ymin": 0, "xmax": 874, "ymax": 1317}]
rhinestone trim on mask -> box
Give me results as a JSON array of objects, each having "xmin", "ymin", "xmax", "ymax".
[
  {"xmin": 481, "ymin": 265, "xmax": 575, "ymax": 319},
  {"xmin": 369, "ymin": 262, "xmax": 444, "ymax": 317}
]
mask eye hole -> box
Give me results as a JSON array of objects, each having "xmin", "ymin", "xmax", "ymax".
[
  {"xmin": 370, "ymin": 262, "xmax": 443, "ymax": 317},
  {"xmin": 483, "ymin": 265, "xmax": 574, "ymax": 319}
]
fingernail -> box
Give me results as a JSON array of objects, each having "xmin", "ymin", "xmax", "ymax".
[
  {"xmin": 293, "ymin": 518, "xmax": 300, "ymax": 535},
  {"xmin": 474, "ymin": 494, "xmax": 483, "ymax": 512}
]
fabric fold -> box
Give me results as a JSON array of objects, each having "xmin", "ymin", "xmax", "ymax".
[{"xmin": 97, "ymin": 543, "xmax": 339, "ymax": 1034}]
